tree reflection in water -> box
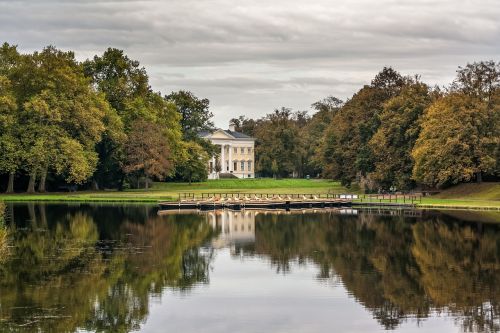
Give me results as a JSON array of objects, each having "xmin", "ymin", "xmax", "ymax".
[
  {"xmin": 0, "ymin": 204, "xmax": 499, "ymax": 332},
  {"xmin": 234, "ymin": 210, "xmax": 500, "ymax": 332},
  {"xmin": 0, "ymin": 204, "xmax": 216, "ymax": 332}
]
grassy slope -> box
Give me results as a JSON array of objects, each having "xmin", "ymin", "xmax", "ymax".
[
  {"xmin": 0, "ymin": 179, "xmax": 344, "ymax": 202},
  {"xmin": 433, "ymin": 182, "xmax": 500, "ymax": 200},
  {"xmin": 417, "ymin": 182, "xmax": 500, "ymax": 209}
]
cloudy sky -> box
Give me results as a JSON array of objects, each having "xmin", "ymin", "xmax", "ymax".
[{"xmin": 1, "ymin": 0, "xmax": 499, "ymax": 127}]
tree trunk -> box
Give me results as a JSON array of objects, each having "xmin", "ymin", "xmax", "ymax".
[
  {"xmin": 118, "ymin": 175, "xmax": 125, "ymax": 191},
  {"xmin": 8, "ymin": 204, "xmax": 14, "ymax": 227},
  {"xmin": 27, "ymin": 172, "xmax": 36, "ymax": 193},
  {"xmin": 145, "ymin": 178, "xmax": 149, "ymax": 190},
  {"xmin": 39, "ymin": 204, "xmax": 47, "ymax": 227},
  {"xmin": 6, "ymin": 172, "xmax": 14, "ymax": 193},
  {"xmin": 38, "ymin": 168, "xmax": 47, "ymax": 193},
  {"xmin": 476, "ymin": 171, "xmax": 482, "ymax": 183},
  {"xmin": 27, "ymin": 202, "xmax": 36, "ymax": 224},
  {"xmin": 91, "ymin": 179, "xmax": 99, "ymax": 191}
]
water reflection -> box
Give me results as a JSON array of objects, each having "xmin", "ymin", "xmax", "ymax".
[{"xmin": 0, "ymin": 204, "xmax": 499, "ymax": 332}]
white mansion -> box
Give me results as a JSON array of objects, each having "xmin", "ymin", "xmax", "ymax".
[{"xmin": 199, "ymin": 122, "xmax": 256, "ymax": 179}]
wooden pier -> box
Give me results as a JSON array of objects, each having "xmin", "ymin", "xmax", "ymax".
[
  {"xmin": 159, "ymin": 194, "xmax": 352, "ymax": 211},
  {"xmin": 158, "ymin": 193, "xmax": 418, "ymax": 211}
]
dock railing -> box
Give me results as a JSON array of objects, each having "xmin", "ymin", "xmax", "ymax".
[{"xmin": 176, "ymin": 192, "xmax": 422, "ymax": 205}]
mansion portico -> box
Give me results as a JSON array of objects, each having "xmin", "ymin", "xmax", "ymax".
[{"xmin": 199, "ymin": 122, "xmax": 256, "ymax": 179}]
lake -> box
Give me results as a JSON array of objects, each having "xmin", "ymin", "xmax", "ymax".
[{"xmin": 0, "ymin": 203, "xmax": 499, "ymax": 332}]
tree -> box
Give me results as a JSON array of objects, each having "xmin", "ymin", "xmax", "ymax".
[
  {"xmin": 451, "ymin": 61, "xmax": 500, "ymax": 104},
  {"xmin": 369, "ymin": 82, "xmax": 432, "ymax": 190},
  {"xmin": 123, "ymin": 120, "xmax": 173, "ymax": 189},
  {"xmin": 16, "ymin": 47, "xmax": 108, "ymax": 192},
  {"xmin": 176, "ymin": 141, "xmax": 209, "ymax": 184},
  {"xmin": 84, "ymin": 49, "xmax": 184, "ymax": 189},
  {"xmin": 0, "ymin": 75, "xmax": 20, "ymax": 193},
  {"xmin": 412, "ymin": 93, "xmax": 499, "ymax": 187},
  {"xmin": 83, "ymin": 48, "xmax": 149, "ymax": 189},
  {"xmin": 0, "ymin": 44, "xmax": 22, "ymax": 193},
  {"xmin": 166, "ymin": 90, "xmax": 214, "ymax": 141},
  {"xmin": 305, "ymin": 96, "xmax": 343, "ymax": 177},
  {"xmin": 229, "ymin": 115, "xmax": 257, "ymax": 137},
  {"xmin": 318, "ymin": 68, "xmax": 406, "ymax": 186},
  {"xmin": 253, "ymin": 108, "xmax": 302, "ymax": 178}
]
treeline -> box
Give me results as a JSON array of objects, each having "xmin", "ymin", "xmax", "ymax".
[
  {"xmin": 1, "ymin": 42, "xmax": 499, "ymax": 192},
  {"xmin": 232, "ymin": 64, "xmax": 500, "ymax": 191},
  {"xmin": 0, "ymin": 43, "xmax": 215, "ymax": 192}
]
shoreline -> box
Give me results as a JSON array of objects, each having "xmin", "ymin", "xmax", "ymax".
[{"xmin": 0, "ymin": 195, "xmax": 499, "ymax": 211}]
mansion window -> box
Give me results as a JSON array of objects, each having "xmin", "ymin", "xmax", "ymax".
[
  {"xmin": 240, "ymin": 147, "xmax": 244, "ymax": 154},
  {"xmin": 234, "ymin": 147, "xmax": 237, "ymax": 154},
  {"xmin": 241, "ymin": 161, "xmax": 245, "ymax": 171},
  {"xmin": 248, "ymin": 147, "xmax": 252, "ymax": 154},
  {"xmin": 234, "ymin": 161, "xmax": 237, "ymax": 171},
  {"xmin": 248, "ymin": 161, "xmax": 252, "ymax": 171}
]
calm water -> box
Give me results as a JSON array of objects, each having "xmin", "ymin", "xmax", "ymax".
[{"xmin": 0, "ymin": 204, "xmax": 499, "ymax": 333}]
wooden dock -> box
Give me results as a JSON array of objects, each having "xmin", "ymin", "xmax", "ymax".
[
  {"xmin": 158, "ymin": 192, "xmax": 420, "ymax": 211},
  {"xmin": 159, "ymin": 195, "xmax": 353, "ymax": 211}
]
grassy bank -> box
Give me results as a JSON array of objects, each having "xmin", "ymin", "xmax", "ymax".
[
  {"xmin": 0, "ymin": 179, "xmax": 498, "ymax": 210},
  {"xmin": 417, "ymin": 182, "xmax": 500, "ymax": 209},
  {"xmin": 355, "ymin": 182, "xmax": 500, "ymax": 210},
  {"xmin": 0, "ymin": 179, "xmax": 343, "ymax": 202}
]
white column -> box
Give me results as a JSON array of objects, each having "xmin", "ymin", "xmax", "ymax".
[
  {"xmin": 229, "ymin": 144, "xmax": 233, "ymax": 172},
  {"xmin": 221, "ymin": 144, "xmax": 225, "ymax": 172}
]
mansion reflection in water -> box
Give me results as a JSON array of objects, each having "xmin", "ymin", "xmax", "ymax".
[
  {"xmin": 206, "ymin": 208, "xmax": 360, "ymax": 250},
  {"xmin": 207, "ymin": 210, "xmax": 256, "ymax": 249}
]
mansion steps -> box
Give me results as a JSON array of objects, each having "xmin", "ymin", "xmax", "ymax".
[{"xmin": 199, "ymin": 122, "xmax": 256, "ymax": 179}]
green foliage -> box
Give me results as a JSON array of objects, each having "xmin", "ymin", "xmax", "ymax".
[
  {"xmin": 254, "ymin": 108, "xmax": 302, "ymax": 178},
  {"xmin": 1, "ymin": 41, "xmax": 499, "ymax": 193},
  {"xmin": 176, "ymin": 141, "xmax": 210, "ymax": 183},
  {"xmin": 166, "ymin": 90, "xmax": 214, "ymax": 141},
  {"xmin": 0, "ymin": 204, "xmax": 215, "ymax": 331},
  {"xmin": 369, "ymin": 82, "xmax": 432, "ymax": 190},
  {"xmin": 123, "ymin": 119, "xmax": 173, "ymax": 188},
  {"xmin": 412, "ymin": 93, "xmax": 499, "ymax": 187},
  {"xmin": 83, "ymin": 48, "xmax": 184, "ymax": 189}
]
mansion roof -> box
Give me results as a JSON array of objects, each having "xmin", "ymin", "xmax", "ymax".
[{"xmin": 199, "ymin": 129, "xmax": 255, "ymax": 140}]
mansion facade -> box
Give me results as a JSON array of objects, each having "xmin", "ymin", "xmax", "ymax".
[{"xmin": 199, "ymin": 122, "xmax": 256, "ymax": 179}]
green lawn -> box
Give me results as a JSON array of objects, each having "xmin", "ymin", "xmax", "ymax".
[
  {"xmin": 353, "ymin": 182, "xmax": 500, "ymax": 209},
  {"xmin": 0, "ymin": 179, "xmax": 344, "ymax": 202},
  {"xmin": 0, "ymin": 179, "xmax": 499, "ymax": 210}
]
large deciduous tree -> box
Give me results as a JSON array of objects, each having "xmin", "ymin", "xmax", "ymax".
[
  {"xmin": 0, "ymin": 75, "xmax": 20, "ymax": 193},
  {"xmin": 19, "ymin": 47, "xmax": 108, "ymax": 192},
  {"xmin": 318, "ymin": 68, "xmax": 406, "ymax": 186},
  {"xmin": 123, "ymin": 120, "xmax": 173, "ymax": 189},
  {"xmin": 84, "ymin": 48, "xmax": 183, "ymax": 189},
  {"xmin": 412, "ymin": 61, "xmax": 500, "ymax": 187},
  {"xmin": 412, "ymin": 93, "xmax": 499, "ymax": 187},
  {"xmin": 166, "ymin": 90, "xmax": 214, "ymax": 141},
  {"xmin": 176, "ymin": 141, "xmax": 209, "ymax": 184},
  {"xmin": 369, "ymin": 82, "xmax": 432, "ymax": 191},
  {"xmin": 254, "ymin": 108, "xmax": 302, "ymax": 178},
  {"xmin": 1, "ymin": 45, "xmax": 108, "ymax": 192}
]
